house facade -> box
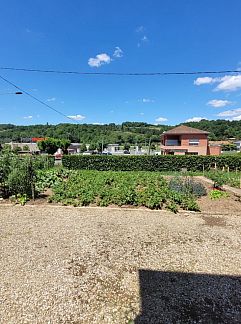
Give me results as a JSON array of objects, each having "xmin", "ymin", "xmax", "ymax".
[{"xmin": 160, "ymin": 125, "xmax": 221, "ymax": 156}]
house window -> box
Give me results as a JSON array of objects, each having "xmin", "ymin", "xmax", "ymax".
[
  {"xmin": 189, "ymin": 139, "xmax": 200, "ymax": 146},
  {"xmin": 166, "ymin": 139, "xmax": 180, "ymax": 146}
]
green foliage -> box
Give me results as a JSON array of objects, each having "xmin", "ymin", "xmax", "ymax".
[
  {"xmin": 62, "ymin": 155, "xmax": 241, "ymax": 172},
  {"xmin": 80, "ymin": 143, "xmax": 87, "ymax": 152},
  {"xmin": 12, "ymin": 146, "xmax": 21, "ymax": 154},
  {"xmin": 222, "ymin": 143, "xmax": 237, "ymax": 151},
  {"xmin": 16, "ymin": 194, "xmax": 28, "ymax": 206},
  {"xmin": 169, "ymin": 176, "xmax": 207, "ymax": 197},
  {"xmin": 1, "ymin": 120, "xmax": 241, "ymax": 145},
  {"xmin": 48, "ymin": 169, "xmax": 200, "ymax": 212},
  {"xmin": 208, "ymin": 189, "xmax": 229, "ymax": 200},
  {"xmin": 0, "ymin": 151, "xmax": 54, "ymax": 199},
  {"xmin": 37, "ymin": 138, "xmax": 71, "ymax": 154},
  {"xmin": 9, "ymin": 193, "xmax": 28, "ymax": 205},
  {"xmin": 36, "ymin": 168, "xmax": 70, "ymax": 192},
  {"xmin": 22, "ymin": 145, "xmax": 30, "ymax": 151},
  {"xmin": 205, "ymin": 170, "xmax": 241, "ymax": 188}
]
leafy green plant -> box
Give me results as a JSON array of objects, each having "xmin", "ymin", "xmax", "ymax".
[
  {"xmin": 205, "ymin": 170, "xmax": 241, "ymax": 189},
  {"xmin": 16, "ymin": 194, "xmax": 28, "ymax": 206},
  {"xmin": 0, "ymin": 151, "xmax": 54, "ymax": 199},
  {"xmin": 49, "ymin": 170, "xmax": 201, "ymax": 212},
  {"xmin": 208, "ymin": 189, "xmax": 229, "ymax": 200},
  {"xmin": 169, "ymin": 176, "xmax": 206, "ymax": 197}
]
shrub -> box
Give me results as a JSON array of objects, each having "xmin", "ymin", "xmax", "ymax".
[
  {"xmin": 0, "ymin": 152, "xmax": 54, "ymax": 199},
  {"xmin": 169, "ymin": 176, "xmax": 207, "ymax": 197},
  {"xmin": 62, "ymin": 155, "xmax": 241, "ymax": 172}
]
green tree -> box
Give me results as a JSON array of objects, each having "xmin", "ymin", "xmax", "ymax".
[
  {"xmin": 37, "ymin": 138, "xmax": 71, "ymax": 155},
  {"xmin": 80, "ymin": 143, "xmax": 87, "ymax": 152},
  {"xmin": 23, "ymin": 145, "xmax": 30, "ymax": 151},
  {"xmin": 123, "ymin": 143, "xmax": 130, "ymax": 151},
  {"xmin": 13, "ymin": 146, "xmax": 22, "ymax": 154},
  {"xmin": 88, "ymin": 143, "xmax": 97, "ymax": 151}
]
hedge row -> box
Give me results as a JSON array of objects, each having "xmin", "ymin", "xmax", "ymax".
[{"xmin": 62, "ymin": 154, "xmax": 241, "ymax": 172}]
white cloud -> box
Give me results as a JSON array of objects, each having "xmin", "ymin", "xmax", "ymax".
[
  {"xmin": 194, "ymin": 77, "xmax": 216, "ymax": 85},
  {"xmin": 140, "ymin": 112, "xmax": 144, "ymax": 115},
  {"xmin": 194, "ymin": 74, "xmax": 241, "ymax": 92},
  {"xmin": 46, "ymin": 97, "xmax": 56, "ymax": 102},
  {"xmin": 185, "ymin": 117, "xmax": 207, "ymax": 122},
  {"xmin": 136, "ymin": 26, "xmax": 145, "ymax": 33},
  {"xmin": 217, "ymin": 108, "xmax": 241, "ymax": 117},
  {"xmin": 23, "ymin": 115, "xmax": 33, "ymax": 119},
  {"xmin": 113, "ymin": 47, "xmax": 123, "ymax": 58},
  {"xmin": 233, "ymin": 115, "xmax": 241, "ymax": 121},
  {"xmin": 155, "ymin": 117, "xmax": 168, "ymax": 122},
  {"xmin": 141, "ymin": 98, "xmax": 155, "ymax": 103},
  {"xmin": 207, "ymin": 99, "xmax": 232, "ymax": 108},
  {"xmin": 215, "ymin": 75, "xmax": 241, "ymax": 91},
  {"xmin": 88, "ymin": 53, "xmax": 111, "ymax": 68},
  {"xmin": 67, "ymin": 114, "xmax": 86, "ymax": 121}
]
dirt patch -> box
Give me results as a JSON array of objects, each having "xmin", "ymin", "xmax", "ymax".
[{"xmin": 202, "ymin": 215, "xmax": 227, "ymax": 227}]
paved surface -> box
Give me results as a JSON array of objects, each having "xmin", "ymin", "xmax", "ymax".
[{"xmin": 0, "ymin": 205, "xmax": 241, "ymax": 323}]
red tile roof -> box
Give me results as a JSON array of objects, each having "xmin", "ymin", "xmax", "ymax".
[{"xmin": 162, "ymin": 125, "xmax": 209, "ymax": 135}]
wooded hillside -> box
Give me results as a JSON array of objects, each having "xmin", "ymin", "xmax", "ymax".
[{"xmin": 0, "ymin": 120, "xmax": 240, "ymax": 145}]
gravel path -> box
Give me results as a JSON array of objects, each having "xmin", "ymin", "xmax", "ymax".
[{"xmin": 0, "ymin": 205, "xmax": 241, "ymax": 323}]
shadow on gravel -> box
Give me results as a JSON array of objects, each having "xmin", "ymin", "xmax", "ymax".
[{"xmin": 135, "ymin": 270, "xmax": 241, "ymax": 323}]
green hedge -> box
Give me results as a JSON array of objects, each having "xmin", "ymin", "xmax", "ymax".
[{"xmin": 62, "ymin": 155, "xmax": 241, "ymax": 172}]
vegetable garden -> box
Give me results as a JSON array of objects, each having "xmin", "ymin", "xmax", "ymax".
[{"xmin": 1, "ymin": 150, "xmax": 240, "ymax": 212}]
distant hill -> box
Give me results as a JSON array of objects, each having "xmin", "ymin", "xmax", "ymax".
[{"xmin": 0, "ymin": 120, "xmax": 240, "ymax": 145}]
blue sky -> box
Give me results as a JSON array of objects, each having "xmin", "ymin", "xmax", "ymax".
[{"xmin": 0, "ymin": 0, "xmax": 241, "ymax": 126}]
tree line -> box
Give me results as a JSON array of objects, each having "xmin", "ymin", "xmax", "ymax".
[{"xmin": 0, "ymin": 120, "xmax": 241, "ymax": 146}]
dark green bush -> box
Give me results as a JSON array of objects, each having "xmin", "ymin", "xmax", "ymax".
[
  {"xmin": 169, "ymin": 177, "xmax": 207, "ymax": 197},
  {"xmin": 62, "ymin": 155, "xmax": 241, "ymax": 172}
]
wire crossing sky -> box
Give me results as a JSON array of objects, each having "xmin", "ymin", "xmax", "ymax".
[
  {"xmin": 0, "ymin": 67, "xmax": 241, "ymax": 76},
  {"xmin": 0, "ymin": 0, "xmax": 241, "ymax": 125}
]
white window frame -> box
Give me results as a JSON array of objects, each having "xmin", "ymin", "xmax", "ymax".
[{"xmin": 189, "ymin": 139, "xmax": 200, "ymax": 146}]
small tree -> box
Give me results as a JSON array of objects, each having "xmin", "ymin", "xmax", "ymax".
[
  {"xmin": 89, "ymin": 143, "xmax": 97, "ymax": 151},
  {"xmin": 80, "ymin": 144, "xmax": 87, "ymax": 152},
  {"xmin": 37, "ymin": 138, "xmax": 71, "ymax": 155},
  {"xmin": 13, "ymin": 146, "xmax": 22, "ymax": 154},
  {"xmin": 124, "ymin": 143, "xmax": 130, "ymax": 151},
  {"xmin": 23, "ymin": 145, "xmax": 30, "ymax": 151}
]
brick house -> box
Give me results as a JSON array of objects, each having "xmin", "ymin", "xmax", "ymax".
[{"xmin": 160, "ymin": 125, "xmax": 221, "ymax": 156}]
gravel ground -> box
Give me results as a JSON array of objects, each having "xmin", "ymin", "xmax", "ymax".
[{"xmin": 0, "ymin": 205, "xmax": 241, "ymax": 323}]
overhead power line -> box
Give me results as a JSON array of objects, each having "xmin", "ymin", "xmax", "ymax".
[
  {"xmin": 0, "ymin": 75, "xmax": 80, "ymax": 123},
  {"xmin": 0, "ymin": 66, "xmax": 241, "ymax": 76}
]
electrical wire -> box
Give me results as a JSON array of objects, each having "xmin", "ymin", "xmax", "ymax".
[
  {"xmin": 0, "ymin": 75, "xmax": 80, "ymax": 123},
  {"xmin": 0, "ymin": 66, "xmax": 240, "ymax": 76}
]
